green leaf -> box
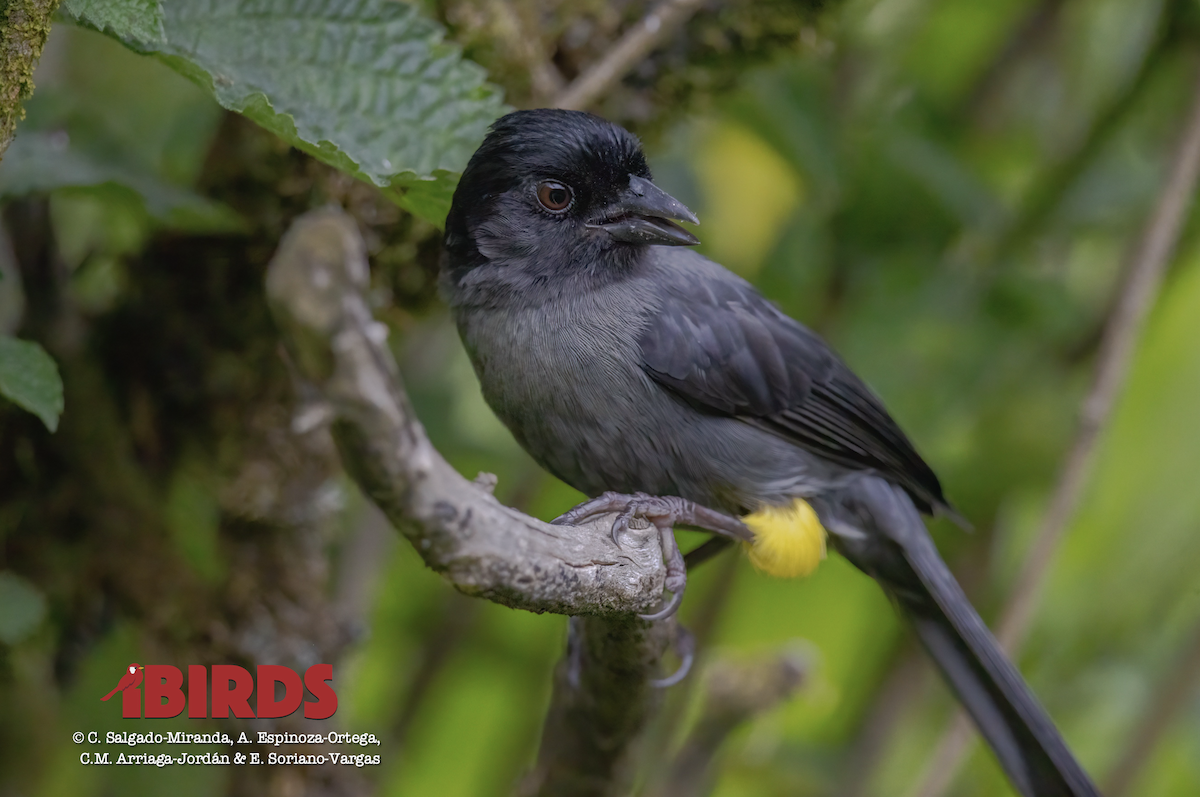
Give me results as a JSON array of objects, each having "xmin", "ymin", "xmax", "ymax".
[
  {"xmin": 62, "ymin": 0, "xmax": 166, "ymax": 44},
  {"xmin": 67, "ymin": 0, "xmax": 508, "ymax": 225},
  {"xmin": 0, "ymin": 336, "xmax": 64, "ymax": 432},
  {"xmin": 0, "ymin": 132, "xmax": 241, "ymax": 230},
  {"xmin": 0, "ymin": 572, "xmax": 48, "ymax": 645}
]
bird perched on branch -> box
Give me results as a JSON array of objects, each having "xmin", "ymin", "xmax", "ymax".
[{"xmin": 441, "ymin": 109, "xmax": 1099, "ymax": 797}]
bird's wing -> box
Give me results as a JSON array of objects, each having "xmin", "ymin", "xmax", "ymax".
[{"xmin": 638, "ymin": 272, "xmax": 949, "ymax": 514}]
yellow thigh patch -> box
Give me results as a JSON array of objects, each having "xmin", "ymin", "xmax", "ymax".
[{"xmin": 742, "ymin": 498, "xmax": 827, "ymax": 578}]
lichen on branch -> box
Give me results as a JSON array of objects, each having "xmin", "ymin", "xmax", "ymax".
[{"xmin": 0, "ymin": 0, "xmax": 61, "ymax": 162}]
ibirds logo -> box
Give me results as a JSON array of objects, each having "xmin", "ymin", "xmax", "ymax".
[{"xmin": 101, "ymin": 662, "xmax": 338, "ymax": 720}]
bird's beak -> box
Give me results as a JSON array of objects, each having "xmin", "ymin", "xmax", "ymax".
[{"xmin": 588, "ymin": 175, "xmax": 700, "ymax": 247}]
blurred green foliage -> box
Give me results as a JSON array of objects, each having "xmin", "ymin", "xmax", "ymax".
[{"xmin": 2, "ymin": 0, "xmax": 1200, "ymax": 796}]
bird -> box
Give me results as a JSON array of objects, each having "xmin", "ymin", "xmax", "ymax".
[
  {"xmin": 101, "ymin": 662, "xmax": 144, "ymax": 701},
  {"xmin": 440, "ymin": 108, "xmax": 1099, "ymax": 797}
]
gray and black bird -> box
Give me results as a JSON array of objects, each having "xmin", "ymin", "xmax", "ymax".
[{"xmin": 441, "ymin": 109, "xmax": 1099, "ymax": 797}]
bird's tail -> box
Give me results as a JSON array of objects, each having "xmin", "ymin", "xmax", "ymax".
[
  {"xmin": 899, "ymin": 534, "xmax": 1097, "ymax": 797},
  {"xmin": 100, "ymin": 686, "xmax": 121, "ymax": 701},
  {"xmin": 826, "ymin": 479, "xmax": 1099, "ymax": 797}
]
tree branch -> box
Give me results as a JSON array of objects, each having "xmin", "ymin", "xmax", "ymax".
[
  {"xmin": 1104, "ymin": 617, "xmax": 1200, "ymax": 797},
  {"xmin": 490, "ymin": 0, "xmax": 566, "ymax": 105},
  {"xmin": 266, "ymin": 207, "xmax": 677, "ymax": 795},
  {"xmin": 524, "ymin": 616, "xmax": 676, "ymax": 797},
  {"xmin": 840, "ymin": 646, "xmax": 929, "ymax": 797},
  {"xmin": 266, "ymin": 208, "xmax": 668, "ymax": 616},
  {"xmin": 639, "ymin": 546, "xmax": 740, "ymax": 787},
  {"xmin": 553, "ymin": 0, "xmax": 710, "ymax": 112},
  {"xmin": 0, "ymin": 0, "xmax": 60, "ymax": 162},
  {"xmin": 911, "ymin": 58, "xmax": 1200, "ymax": 797},
  {"xmin": 390, "ymin": 589, "xmax": 479, "ymax": 752},
  {"xmin": 959, "ymin": 0, "xmax": 1065, "ymax": 129},
  {"xmin": 1000, "ymin": 49, "xmax": 1200, "ymax": 673},
  {"xmin": 649, "ymin": 648, "xmax": 808, "ymax": 797},
  {"xmin": 991, "ymin": 0, "xmax": 1175, "ymax": 263}
]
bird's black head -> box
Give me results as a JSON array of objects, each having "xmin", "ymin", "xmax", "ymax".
[{"xmin": 442, "ymin": 109, "xmax": 698, "ymax": 306}]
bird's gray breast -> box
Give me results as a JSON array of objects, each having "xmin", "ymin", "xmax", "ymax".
[{"xmin": 454, "ymin": 280, "xmax": 682, "ymax": 497}]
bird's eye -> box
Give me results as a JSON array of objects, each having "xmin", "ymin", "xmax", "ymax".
[{"xmin": 536, "ymin": 181, "xmax": 573, "ymax": 213}]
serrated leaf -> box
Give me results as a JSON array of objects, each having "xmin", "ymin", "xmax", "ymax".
[
  {"xmin": 0, "ymin": 336, "xmax": 64, "ymax": 432},
  {"xmin": 0, "ymin": 132, "xmax": 241, "ymax": 230},
  {"xmin": 62, "ymin": 0, "xmax": 166, "ymax": 43},
  {"xmin": 70, "ymin": 0, "xmax": 509, "ymax": 226}
]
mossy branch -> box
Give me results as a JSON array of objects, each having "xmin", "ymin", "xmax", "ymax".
[{"xmin": 0, "ymin": 0, "xmax": 60, "ymax": 162}]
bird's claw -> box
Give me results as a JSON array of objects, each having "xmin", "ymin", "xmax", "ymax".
[
  {"xmin": 554, "ymin": 492, "xmax": 750, "ymax": 621},
  {"xmin": 552, "ymin": 491, "xmax": 752, "ymax": 547},
  {"xmin": 552, "ymin": 491, "xmax": 660, "ymax": 548},
  {"xmin": 554, "ymin": 493, "xmax": 729, "ymax": 688},
  {"xmin": 639, "ymin": 520, "xmax": 687, "ymax": 619},
  {"xmin": 611, "ymin": 500, "xmax": 644, "ymax": 548},
  {"xmin": 639, "ymin": 590, "xmax": 683, "ymax": 622}
]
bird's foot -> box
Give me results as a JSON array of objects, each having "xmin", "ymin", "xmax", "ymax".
[
  {"xmin": 553, "ymin": 492, "xmax": 750, "ymax": 620},
  {"xmin": 553, "ymin": 492, "xmax": 752, "ymax": 546}
]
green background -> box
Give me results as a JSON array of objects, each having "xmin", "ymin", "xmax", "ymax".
[{"xmin": 2, "ymin": 0, "xmax": 1199, "ymax": 795}]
